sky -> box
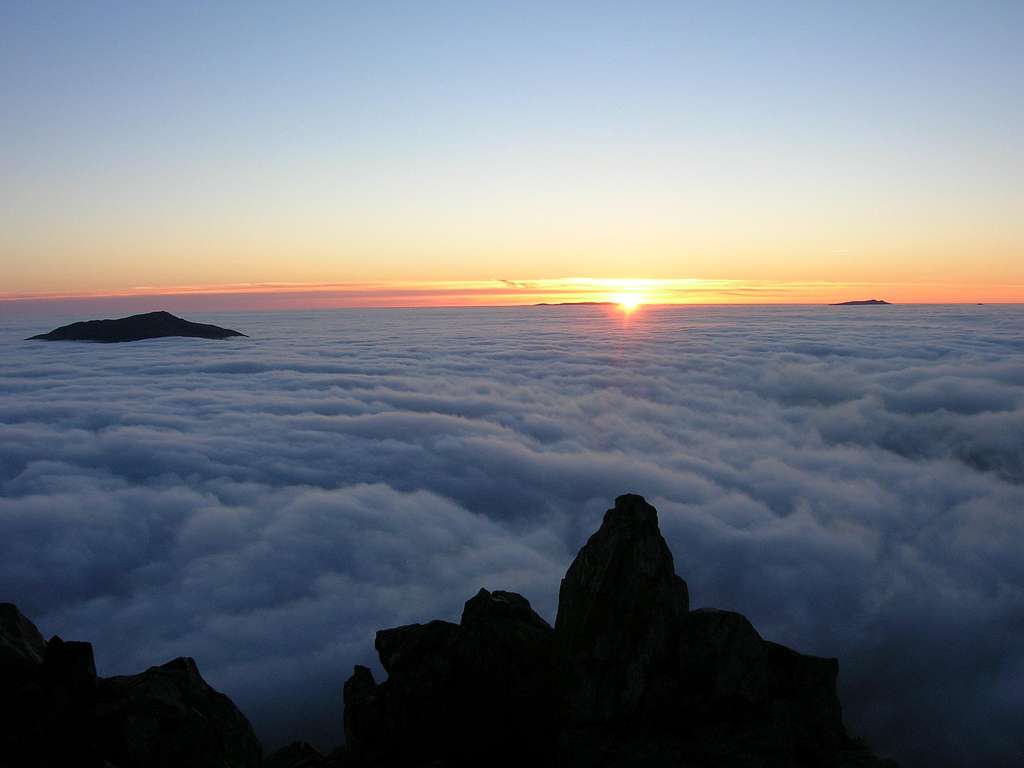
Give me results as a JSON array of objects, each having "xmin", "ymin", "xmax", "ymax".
[
  {"xmin": 3, "ymin": 305, "xmax": 1023, "ymax": 766},
  {"xmin": 1, "ymin": 1, "xmax": 1022, "ymax": 307}
]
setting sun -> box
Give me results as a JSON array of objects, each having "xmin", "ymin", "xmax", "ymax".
[{"xmin": 613, "ymin": 293, "xmax": 644, "ymax": 311}]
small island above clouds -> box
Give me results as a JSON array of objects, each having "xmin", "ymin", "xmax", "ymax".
[
  {"xmin": 829, "ymin": 299, "xmax": 891, "ymax": 306},
  {"xmin": 27, "ymin": 311, "xmax": 247, "ymax": 343}
]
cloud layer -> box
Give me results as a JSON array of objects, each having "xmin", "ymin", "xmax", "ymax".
[{"xmin": 2, "ymin": 305, "xmax": 1023, "ymax": 766}]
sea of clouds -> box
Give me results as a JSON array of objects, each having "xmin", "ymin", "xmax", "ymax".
[{"xmin": 1, "ymin": 304, "xmax": 1022, "ymax": 766}]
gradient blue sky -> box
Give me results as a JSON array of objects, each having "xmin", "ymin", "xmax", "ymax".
[{"xmin": 2, "ymin": 1, "xmax": 1021, "ymax": 302}]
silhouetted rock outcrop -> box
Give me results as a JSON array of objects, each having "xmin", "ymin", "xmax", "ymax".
[
  {"xmin": 344, "ymin": 588, "xmax": 556, "ymax": 766},
  {"xmin": 829, "ymin": 299, "xmax": 891, "ymax": 306},
  {"xmin": 41, "ymin": 636, "xmax": 100, "ymax": 766},
  {"xmin": 27, "ymin": 310, "xmax": 246, "ymax": 342},
  {"xmin": 0, "ymin": 603, "xmax": 48, "ymax": 767},
  {"xmin": 0, "ymin": 613, "xmax": 104, "ymax": 767},
  {"xmin": 343, "ymin": 494, "xmax": 896, "ymax": 767},
  {"xmin": 0, "ymin": 605, "xmax": 260, "ymax": 768},
  {"xmin": 0, "ymin": 602, "xmax": 45, "ymax": 669},
  {"xmin": 3, "ymin": 495, "xmax": 897, "ymax": 768},
  {"xmin": 555, "ymin": 494, "xmax": 689, "ymax": 727},
  {"xmin": 96, "ymin": 657, "xmax": 262, "ymax": 768}
]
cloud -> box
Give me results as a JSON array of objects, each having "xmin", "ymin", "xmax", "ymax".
[{"xmin": 1, "ymin": 304, "xmax": 1023, "ymax": 766}]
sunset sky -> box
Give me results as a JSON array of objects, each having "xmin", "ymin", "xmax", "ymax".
[
  {"xmin": 2, "ymin": 1, "xmax": 1021, "ymax": 307},
  {"xmin": 4, "ymin": 6, "xmax": 1024, "ymax": 762}
]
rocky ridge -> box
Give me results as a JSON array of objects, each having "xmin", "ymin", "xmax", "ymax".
[
  {"xmin": 0, "ymin": 603, "xmax": 261, "ymax": 768},
  {"xmin": 339, "ymin": 494, "xmax": 895, "ymax": 767},
  {"xmin": 1, "ymin": 495, "xmax": 896, "ymax": 767}
]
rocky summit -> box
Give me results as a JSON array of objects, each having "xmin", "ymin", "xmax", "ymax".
[
  {"xmin": 340, "ymin": 494, "xmax": 896, "ymax": 768},
  {"xmin": 27, "ymin": 310, "xmax": 246, "ymax": 342},
  {"xmin": 1, "ymin": 495, "xmax": 897, "ymax": 767},
  {"xmin": 343, "ymin": 587, "xmax": 557, "ymax": 767}
]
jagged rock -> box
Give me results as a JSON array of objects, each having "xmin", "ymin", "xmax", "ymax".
[
  {"xmin": 5, "ymin": 492, "xmax": 898, "ymax": 768},
  {"xmin": 43, "ymin": 636, "xmax": 97, "ymax": 690},
  {"xmin": 0, "ymin": 604, "xmax": 47, "ymax": 768},
  {"xmin": 42, "ymin": 636, "xmax": 100, "ymax": 765},
  {"xmin": 0, "ymin": 602, "xmax": 45, "ymax": 672},
  {"xmin": 554, "ymin": 496, "xmax": 885, "ymax": 767},
  {"xmin": 461, "ymin": 587, "xmax": 551, "ymax": 631},
  {"xmin": 0, "ymin": 610, "xmax": 261, "ymax": 768},
  {"xmin": 555, "ymin": 493, "xmax": 690, "ymax": 725},
  {"xmin": 342, "ymin": 665, "xmax": 380, "ymax": 751},
  {"xmin": 95, "ymin": 656, "xmax": 261, "ymax": 768},
  {"xmin": 343, "ymin": 493, "xmax": 895, "ymax": 768},
  {"xmin": 0, "ymin": 614, "xmax": 103, "ymax": 767},
  {"xmin": 680, "ymin": 609, "xmax": 843, "ymax": 740},
  {"xmin": 343, "ymin": 588, "xmax": 555, "ymax": 766}
]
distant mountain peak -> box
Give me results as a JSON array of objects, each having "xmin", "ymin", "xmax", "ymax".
[
  {"xmin": 829, "ymin": 298, "xmax": 891, "ymax": 306},
  {"xmin": 27, "ymin": 311, "xmax": 247, "ymax": 342}
]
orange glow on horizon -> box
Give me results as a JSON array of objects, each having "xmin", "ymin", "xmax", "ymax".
[{"xmin": 1, "ymin": 277, "xmax": 1022, "ymax": 313}]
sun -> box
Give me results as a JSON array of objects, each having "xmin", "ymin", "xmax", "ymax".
[{"xmin": 613, "ymin": 293, "xmax": 644, "ymax": 312}]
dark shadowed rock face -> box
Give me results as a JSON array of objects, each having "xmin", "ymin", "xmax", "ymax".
[
  {"xmin": 27, "ymin": 310, "xmax": 246, "ymax": 342},
  {"xmin": 96, "ymin": 656, "xmax": 262, "ymax": 768},
  {"xmin": 41, "ymin": 635, "xmax": 100, "ymax": 764},
  {"xmin": 343, "ymin": 493, "xmax": 895, "ymax": 768},
  {"xmin": 555, "ymin": 493, "xmax": 690, "ymax": 725},
  {"xmin": 0, "ymin": 616, "xmax": 103, "ymax": 768},
  {"xmin": 0, "ymin": 604, "xmax": 48, "ymax": 767},
  {"xmin": 668, "ymin": 609, "xmax": 847, "ymax": 766},
  {"xmin": 344, "ymin": 588, "xmax": 556, "ymax": 767},
  {"xmin": 0, "ymin": 602, "xmax": 45, "ymax": 672},
  {"xmin": 0, "ymin": 606, "xmax": 261, "ymax": 768}
]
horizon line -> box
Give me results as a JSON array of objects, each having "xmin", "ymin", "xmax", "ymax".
[{"xmin": 2, "ymin": 277, "xmax": 1022, "ymax": 314}]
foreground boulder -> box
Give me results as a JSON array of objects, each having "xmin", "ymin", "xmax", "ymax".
[
  {"xmin": 27, "ymin": 310, "xmax": 247, "ymax": 342},
  {"xmin": 343, "ymin": 494, "xmax": 895, "ymax": 767},
  {"xmin": 0, "ymin": 605, "xmax": 260, "ymax": 768},
  {"xmin": 96, "ymin": 657, "xmax": 262, "ymax": 768},
  {"xmin": 344, "ymin": 588, "xmax": 556, "ymax": 766}
]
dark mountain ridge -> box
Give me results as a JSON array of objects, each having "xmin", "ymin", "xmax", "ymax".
[
  {"xmin": 27, "ymin": 311, "xmax": 246, "ymax": 342},
  {"xmin": 0, "ymin": 494, "xmax": 896, "ymax": 768},
  {"xmin": 829, "ymin": 299, "xmax": 891, "ymax": 306}
]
